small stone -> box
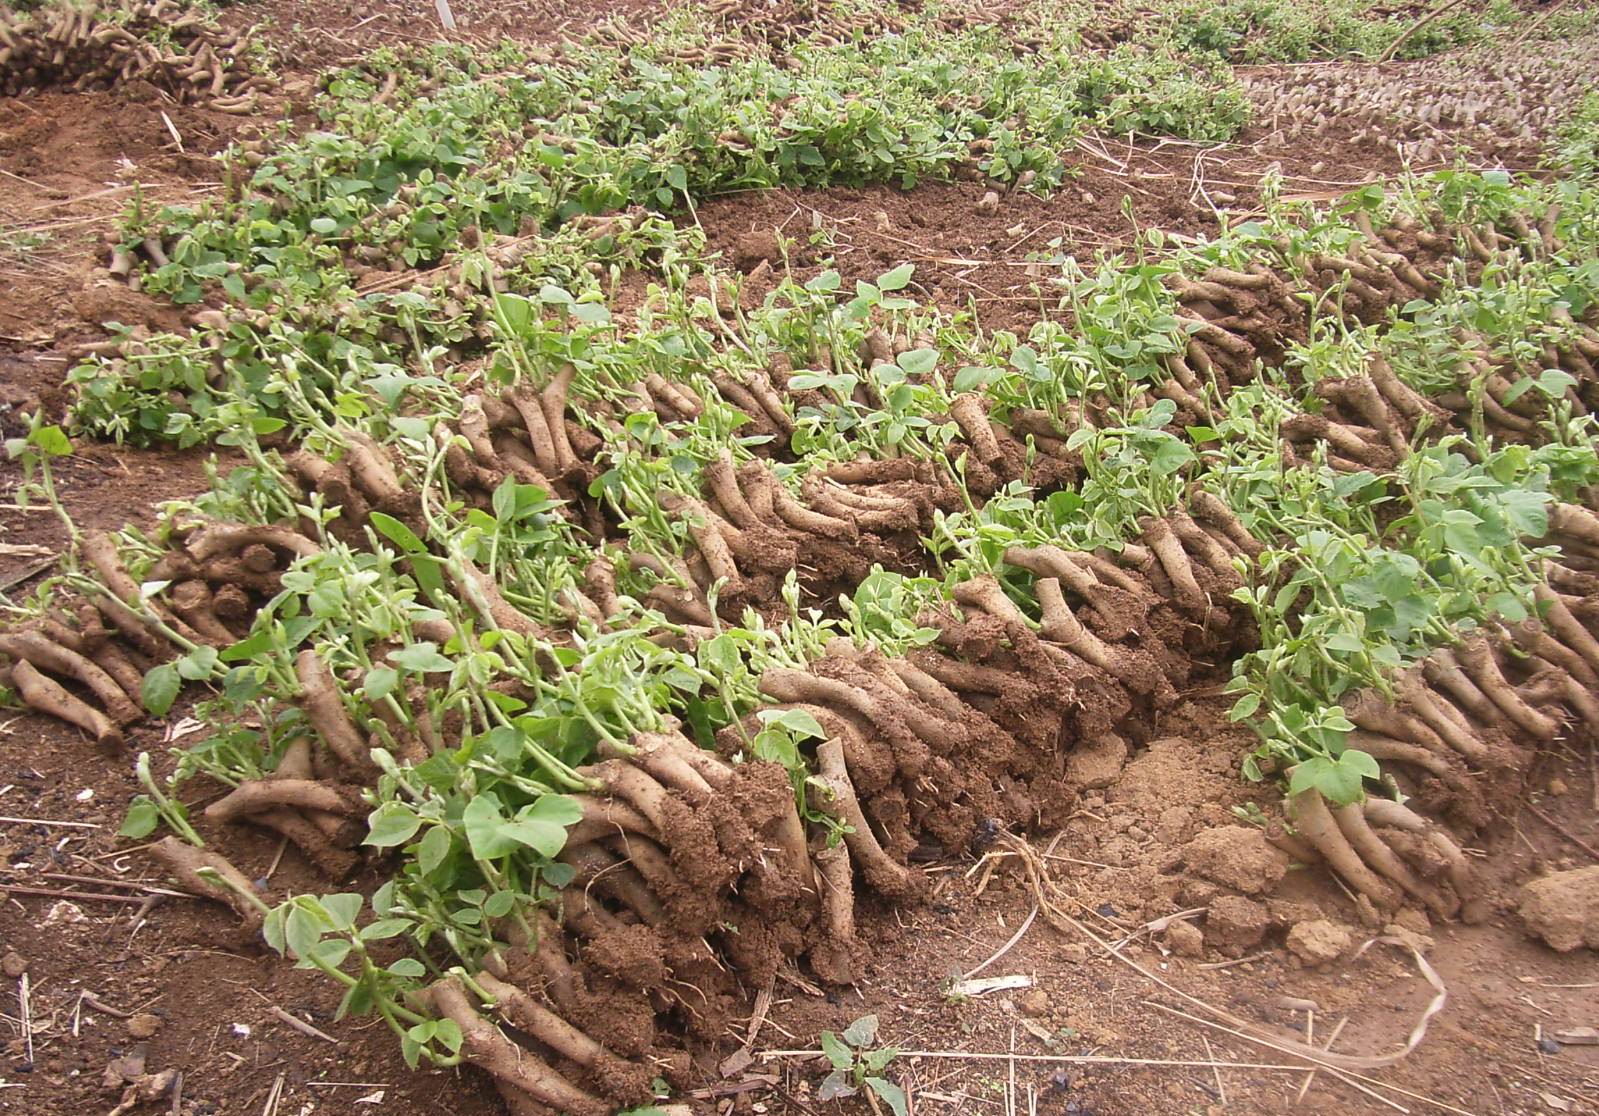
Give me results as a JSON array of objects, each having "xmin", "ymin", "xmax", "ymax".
[
  {"xmin": 1286, "ymin": 919, "xmax": 1353, "ymax": 966},
  {"xmin": 1519, "ymin": 866, "xmax": 1599, "ymax": 952},
  {"xmin": 976, "ymin": 190, "xmax": 1000, "ymax": 216},
  {"xmin": 873, "ymin": 210, "xmax": 892, "ymax": 232},
  {"xmin": 1264, "ymin": 899, "xmax": 1322, "ymax": 928},
  {"xmin": 1392, "ymin": 907, "xmax": 1431, "ymax": 935},
  {"xmin": 1547, "ymin": 777, "xmax": 1569, "ymax": 796},
  {"xmin": 1066, "ymin": 734, "xmax": 1128, "ymax": 790},
  {"xmin": 732, "ymin": 230, "xmax": 782, "ymax": 273},
  {"xmin": 1154, "ymin": 806, "xmax": 1192, "ymax": 843},
  {"xmin": 1018, "ymin": 989, "xmax": 1050, "ymax": 1017},
  {"xmin": 1182, "ymin": 825, "xmax": 1290, "ymax": 895},
  {"xmin": 1383, "ymin": 923, "xmax": 1434, "ymax": 955},
  {"xmin": 1205, "ymin": 896, "xmax": 1269, "ymax": 956},
  {"xmin": 127, "ymin": 1013, "xmax": 162, "ymax": 1039},
  {"xmin": 0, "ymin": 952, "xmax": 26, "ymax": 978},
  {"xmin": 1060, "ymin": 944, "xmax": 1088, "ymax": 964},
  {"xmin": 1179, "ymin": 878, "xmax": 1221, "ymax": 908},
  {"xmin": 1164, "ymin": 919, "xmax": 1203, "ymax": 958},
  {"xmin": 1127, "ymin": 825, "xmax": 1149, "ymax": 842}
]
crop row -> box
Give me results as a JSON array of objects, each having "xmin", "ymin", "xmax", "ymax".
[{"xmin": 7, "ymin": 152, "xmax": 1599, "ymax": 1108}]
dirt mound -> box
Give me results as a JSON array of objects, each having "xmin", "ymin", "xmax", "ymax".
[{"xmin": 1519, "ymin": 866, "xmax": 1599, "ymax": 952}]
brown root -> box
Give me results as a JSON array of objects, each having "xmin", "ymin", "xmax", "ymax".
[
  {"xmin": 811, "ymin": 738, "xmax": 920, "ymax": 900},
  {"xmin": 1330, "ymin": 803, "xmax": 1455, "ymax": 920},
  {"xmin": 5, "ymin": 660, "xmax": 123, "ymax": 748},
  {"xmin": 150, "ymin": 837, "xmax": 266, "ymax": 936},
  {"xmin": 0, "ymin": 631, "xmax": 141, "ymax": 726},
  {"xmin": 424, "ymin": 978, "xmax": 610, "ymax": 1116},
  {"xmin": 1287, "ymin": 785, "xmax": 1399, "ymax": 910},
  {"xmin": 294, "ymin": 649, "xmax": 376, "ymax": 777}
]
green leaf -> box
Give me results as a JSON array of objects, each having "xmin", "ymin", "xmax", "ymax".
[
  {"xmin": 141, "ymin": 662, "xmax": 181, "ymax": 716},
  {"xmin": 498, "ymin": 794, "xmax": 582, "ymax": 857},
  {"xmin": 896, "ymin": 349, "xmax": 938, "ymax": 377},
  {"xmin": 462, "ymin": 793, "xmax": 517, "ymax": 860},
  {"xmin": 877, "ymin": 264, "xmax": 914, "ymax": 291},
  {"xmin": 817, "ymin": 1069, "xmax": 856, "ymax": 1101},
  {"xmin": 321, "ymin": 892, "xmax": 363, "ymax": 931},
  {"xmin": 570, "ymin": 301, "xmax": 611, "ymax": 325},
  {"xmin": 220, "ymin": 629, "xmax": 273, "ymax": 663},
  {"xmin": 359, "ymin": 918, "xmax": 410, "ymax": 941},
  {"xmin": 820, "ymin": 1031, "xmax": 855, "ymax": 1070},
  {"xmin": 262, "ymin": 906, "xmax": 288, "ymax": 956},
  {"xmin": 30, "ymin": 425, "xmax": 72, "ymax": 457},
  {"xmin": 387, "ymin": 957, "xmax": 426, "ymax": 978},
  {"xmin": 119, "ymin": 796, "xmax": 160, "ymax": 839},
  {"xmin": 369, "ymin": 511, "xmax": 427, "ymax": 555},
  {"xmin": 483, "ymin": 889, "xmax": 519, "ymax": 919},
  {"xmin": 842, "ymin": 1014, "xmax": 880, "ymax": 1048},
  {"xmin": 493, "ymin": 291, "xmax": 533, "ymax": 333},
  {"xmin": 306, "ymin": 938, "xmax": 352, "ymax": 969},
  {"xmin": 1289, "ymin": 750, "xmax": 1378, "ymax": 806},
  {"xmin": 756, "ymin": 707, "xmax": 826, "ymax": 740},
  {"xmin": 866, "ymin": 1077, "xmax": 909, "ymax": 1116},
  {"xmin": 1228, "ymin": 692, "xmax": 1261, "ymax": 722},
  {"xmin": 433, "ymin": 1017, "xmax": 464, "ymax": 1055},
  {"xmin": 365, "ymin": 802, "xmax": 423, "ymax": 848},
  {"xmin": 389, "ymin": 641, "xmax": 454, "ymax": 674},
  {"xmin": 285, "ymin": 903, "xmax": 325, "ymax": 959},
  {"xmin": 177, "ymin": 644, "xmax": 219, "ymax": 681},
  {"xmin": 364, "ymin": 665, "xmax": 400, "ymax": 701},
  {"xmin": 418, "ymin": 823, "xmax": 452, "ymax": 875},
  {"xmin": 953, "ymin": 365, "xmax": 994, "ymax": 393}
]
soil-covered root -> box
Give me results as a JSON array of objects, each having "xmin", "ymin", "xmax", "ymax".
[
  {"xmin": 807, "ymin": 839, "xmax": 860, "ymax": 984},
  {"xmin": 1287, "ymin": 784, "xmax": 1401, "ymax": 912},
  {"xmin": 1361, "ymin": 797, "xmax": 1485, "ymax": 923},
  {"xmin": 809, "ymin": 737, "xmax": 923, "ymax": 901},
  {"xmin": 150, "ymin": 837, "xmax": 267, "ymax": 935},
  {"xmin": 1329, "ymin": 801, "xmax": 1456, "ymax": 920},
  {"xmin": 205, "ymin": 778, "xmax": 361, "ymax": 824},
  {"xmin": 473, "ymin": 972, "xmax": 655, "ymax": 1107},
  {"xmin": 294, "ymin": 649, "xmax": 378, "ymax": 778},
  {"xmin": 1455, "ymin": 637, "xmax": 1564, "ymax": 742},
  {"xmin": 421, "ymin": 978, "xmax": 611, "ymax": 1116},
  {"xmin": 1, "ymin": 660, "xmax": 124, "ymax": 748},
  {"xmin": 0, "ymin": 631, "xmax": 142, "ymax": 726},
  {"xmin": 81, "ymin": 529, "xmax": 198, "ymax": 653},
  {"xmin": 184, "ymin": 523, "xmax": 320, "ymax": 564}
]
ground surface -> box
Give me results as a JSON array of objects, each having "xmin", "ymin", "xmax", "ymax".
[{"xmin": 2, "ymin": 4, "xmax": 1598, "ymax": 1116}]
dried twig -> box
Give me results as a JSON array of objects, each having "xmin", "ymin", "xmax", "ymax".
[
  {"xmin": 4, "ymin": 884, "xmax": 148, "ymax": 903},
  {"xmin": 1525, "ymin": 801, "xmax": 1599, "ymax": 861},
  {"xmin": 960, "ymin": 904, "xmax": 1038, "ymax": 980},
  {"xmin": 1201, "ymin": 1035, "xmax": 1227, "ymax": 1105},
  {"xmin": 19, "ymin": 974, "xmax": 33, "ymax": 1065},
  {"xmin": 1295, "ymin": 1016, "xmax": 1349, "ymax": 1103},
  {"xmin": 1378, "ymin": 0, "xmax": 1474, "ymax": 64},
  {"xmin": 83, "ymin": 991, "xmax": 133, "ymax": 1019},
  {"xmin": 0, "ymin": 814, "xmax": 99, "ymax": 829},
  {"xmin": 269, "ymin": 1005, "xmax": 339, "ymax": 1045}
]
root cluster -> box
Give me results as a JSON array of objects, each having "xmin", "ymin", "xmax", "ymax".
[{"xmin": 0, "ymin": 0, "xmax": 267, "ymax": 108}]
